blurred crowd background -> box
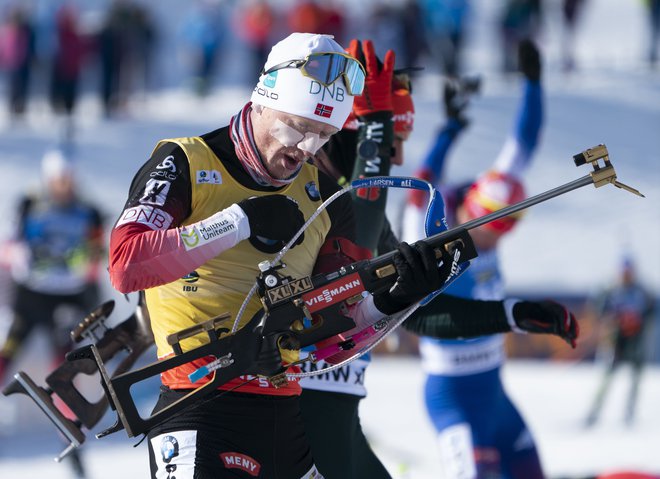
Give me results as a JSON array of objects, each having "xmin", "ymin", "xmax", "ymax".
[
  {"xmin": 0, "ymin": 0, "xmax": 657, "ymax": 121},
  {"xmin": 0, "ymin": 0, "xmax": 658, "ymax": 369},
  {"xmin": 0, "ymin": 2, "xmax": 658, "ymax": 477}
]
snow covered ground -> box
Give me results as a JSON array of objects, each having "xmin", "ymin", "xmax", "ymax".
[
  {"xmin": 1, "ymin": 358, "xmax": 659, "ymax": 479},
  {"xmin": 0, "ymin": 0, "xmax": 658, "ymax": 477},
  {"xmin": 362, "ymin": 358, "xmax": 660, "ymax": 479}
]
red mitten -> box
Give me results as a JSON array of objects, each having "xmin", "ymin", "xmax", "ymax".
[{"xmin": 347, "ymin": 39, "xmax": 395, "ymax": 116}]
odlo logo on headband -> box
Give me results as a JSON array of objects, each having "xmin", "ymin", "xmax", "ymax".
[{"xmin": 220, "ymin": 452, "xmax": 261, "ymax": 477}]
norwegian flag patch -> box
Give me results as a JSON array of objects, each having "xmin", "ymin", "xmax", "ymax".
[{"xmin": 314, "ymin": 103, "xmax": 333, "ymax": 118}]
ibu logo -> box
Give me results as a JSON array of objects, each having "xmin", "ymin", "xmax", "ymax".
[
  {"xmin": 182, "ymin": 271, "xmax": 199, "ymax": 283},
  {"xmin": 264, "ymin": 71, "xmax": 278, "ymax": 88}
]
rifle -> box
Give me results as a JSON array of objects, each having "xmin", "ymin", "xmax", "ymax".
[
  {"xmin": 2, "ymin": 145, "xmax": 643, "ymax": 459},
  {"xmin": 2, "ymin": 292, "xmax": 153, "ymax": 461}
]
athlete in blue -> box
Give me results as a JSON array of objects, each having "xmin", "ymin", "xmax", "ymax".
[
  {"xmin": 402, "ymin": 39, "xmax": 550, "ymax": 479},
  {"xmin": 301, "ymin": 38, "xmax": 577, "ymax": 479}
]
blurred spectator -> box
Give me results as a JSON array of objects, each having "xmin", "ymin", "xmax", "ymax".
[
  {"xmin": 129, "ymin": 3, "xmax": 157, "ymax": 98},
  {"xmin": 0, "ymin": 148, "xmax": 104, "ymax": 478},
  {"xmin": 0, "ymin": 4, "xmax": 36, "ymax": 120},
  {"xmin": 559, "ymin": 0, "xmax": 587, "ymax": 72},
  {"xmin": 94, "ymin": 0, "xmax": 156, "ymax": 116},
  {"xmin": 646, "ymin": 0, "xmax": 660, "ymax": 66},
  {"xmin": 367, "ymin": 3, "xmax": 406, "ymax": 62},
  {"xmin": 49, "ymin": 3, "xmax": 88, "ymax": 139},
  {"xmin": 499, "ymin": 0, "xmax": 543, "ymax": 73},
  {"xmin": 320, "ymin": 0, "xmax": 346, "ymax": 45},
  {"xmin": 418, "ymin": 0, "xmax": 470, "ymax": 79},
  {"xmin": 235, "ymin": 0, "xmax": 276, "ymax": 80},
  {"xmin": 284, "ymin": 0, "xmax": 346, "ymax": 43},
  {"xmin": 181, "ymin": 0, "xmax": 227, "ymax": 96},
  {"xmin": 286, "ymin": 0, "xmax": 325, "ymax": 35},
  {"xmin": 95, "ymin": 2, "xmax": 125, "ymax": 116},
  {"xmin": 364, "ymin": 1, "xmax": 426, "ymax": 68},
  {"xmin": 585, "ymin": 256, "xmax": 657, "ymax": 427},
  {"xmin": 400, "ymin": 0, "xmax": 428, "ymax": 68}
]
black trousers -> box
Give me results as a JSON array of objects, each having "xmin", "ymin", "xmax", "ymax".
[
  {"xmin": 299, "ymin": 388, "xmax": 391, "ymax": 479},
  {"xmin": 148, "ymin": 388, "xmax": 319, "ymax": 479}
]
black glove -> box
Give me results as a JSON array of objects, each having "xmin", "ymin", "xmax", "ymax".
[
  {"xmin": 238, "ymin": 195, "xmax": 305, "ymax": 246},
  {"xmin": 518, "ymin": 38, "xmax": 541, "ymax": 82},
  {"xmin": 443, "ymin": 75, "xmax": 480, "ymax": 126},
  {"xmin": 512, "ymin": 300, "xmax": 579, "ymax": 348},
  {"xmin": 374, "ymin": 241, "xmax": 457, "ymax": 315}
]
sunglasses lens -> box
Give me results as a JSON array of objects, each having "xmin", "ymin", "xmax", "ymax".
[
  {"xmin": 304, "ymin": 53, "xmax": 365, "ymax": 95},
  {"xmin": 305, "ymin": 53, "xmax": 343, "ymax": 84},
  {"xmin": 344, "ymin": 60, "xmax": 365, "ymax": 95}
]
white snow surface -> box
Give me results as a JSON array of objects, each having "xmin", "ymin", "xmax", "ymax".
[
  {"xmin": 0, "ymin": 0, "xmax": 658, "ymax": 477},
  {"xmin": 1, "ymin": 358, "xmax": 659, "ymax": 479}
]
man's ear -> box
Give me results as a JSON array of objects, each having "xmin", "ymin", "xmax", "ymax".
[{"xmin": 253, "ymin": 104, "xmax": 264, "ymax": 115}]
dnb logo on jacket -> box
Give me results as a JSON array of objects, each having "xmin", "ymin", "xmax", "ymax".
[{"xmin": 117, "ymin": 205, "xmax": 173, "ymax": 230}]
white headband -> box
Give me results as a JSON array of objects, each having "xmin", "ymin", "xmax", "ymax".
[{"xmin": 251, "ymin": 33, "xmax": 355, "ymax": 130}]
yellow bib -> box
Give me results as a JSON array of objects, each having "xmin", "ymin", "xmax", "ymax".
[{"xmin": 145, "ymin": 137, "xmax": 330, "ymax": 387}]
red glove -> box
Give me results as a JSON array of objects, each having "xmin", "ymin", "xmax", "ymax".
[{"xmin": 347, "ymin": 39, "xmax": 395, "ymax": 116}]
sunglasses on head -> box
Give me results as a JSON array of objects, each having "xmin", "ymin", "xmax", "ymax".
[{"xmin": 262, "ymin": 52, "xmax": 366, "ymax": 96}]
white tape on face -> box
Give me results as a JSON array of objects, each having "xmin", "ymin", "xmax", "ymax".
[
  {"xmin": 269, "ymin": 119, "xmax": 304, "ymax": 147},
  {"xmin": 297, "ymin": 132, "xmax": 329, "ymax": 154},
  {"xmin": 269, "ymin": 119, "xmax": 329, "ymax": 155}
]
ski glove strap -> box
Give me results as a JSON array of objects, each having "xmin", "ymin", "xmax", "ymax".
[
  {"xmin": 508, "ymin": 299, "xmax": 579, "ymax": 348},
  {"xmin": 237, "ymin": 195, "xmax": 305, "ymax": 246}
]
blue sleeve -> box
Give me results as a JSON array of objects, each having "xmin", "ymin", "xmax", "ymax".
[
  {"xmin": 514, "ymin": 80, "xmax": 543, "ymax": 158},
  {"xmin": 493, "ymin": 79, "xmax": 544, "ymax": 175},
  {"xmin": 420, "ymin": 118, "xmax": 466, "ymax": 184}
]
